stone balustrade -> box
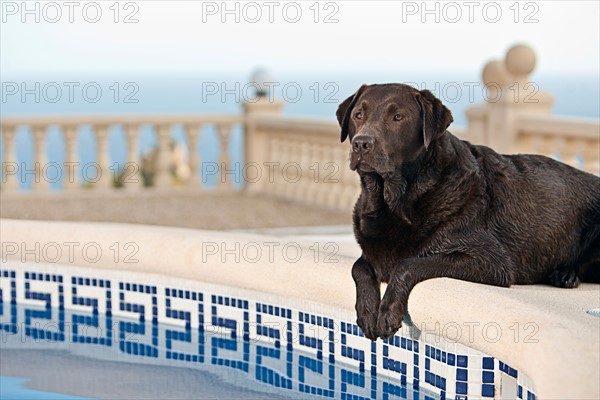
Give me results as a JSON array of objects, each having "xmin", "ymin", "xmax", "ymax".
[
  {"xmin": 0, "ymin": 115, "xmax": 242, "ymax": 192},
  {"xmin": 0, "ymin": 108, "xmax": 597, "ymax": 211},
  {"xmin": 244, "ymin": 115, "xmax": 361, "ymax": 211},
  {"xmin": 515, "ymin": 115, "xmax": 600, "ymax": 176},
  {"xmin": 1, "ymin": 45, "xmax": 599, "ymax": 211}
]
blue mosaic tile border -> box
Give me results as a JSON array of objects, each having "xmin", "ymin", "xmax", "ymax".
[{"xmin": 0, "ymin": 264, "xmax": 536, "ymax": 400}]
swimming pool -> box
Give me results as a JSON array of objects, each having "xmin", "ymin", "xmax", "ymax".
[{"xmin": 0, "ymin": 262, "xmax": 537, "ymax": 400}]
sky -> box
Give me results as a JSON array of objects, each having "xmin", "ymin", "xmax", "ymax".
[{"xmin": 1, "ymin": 0, "xmax": 599, "ymax": 77}]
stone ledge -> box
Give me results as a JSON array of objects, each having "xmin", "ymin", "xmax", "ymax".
[{"xmin": 1, "ymin": 218, "xmax": 598, "ymax": 399}]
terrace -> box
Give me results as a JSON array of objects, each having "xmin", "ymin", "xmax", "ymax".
[{"xmin": 1, "ymin": 45, "xmax": 599, "ymax": 399}]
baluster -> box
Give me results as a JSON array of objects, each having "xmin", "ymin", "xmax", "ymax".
[
  {"xmin": 551, "ymin": 137, "xmax": 566, "ymax": 162},
  {"xmin": 295, "ymin": 138, "xmax": 307, "ymax": 200},
  {"xmin": 298, "ymin": 141, "xmax": 311, "ymax": 203},
  {"xmin": 297, "ymin": 138, "xmax": 308, "ymax": 201},
  {"xmin": 186, "ymin": 124, "xmax": 201, "ymax": 188},
  {"xmin": 267, "ymin": 136, "xmax": 285, "ymax": 196},
  {"xmin": 155, "ymin": 124, "xmax": 172, "ymax": 188},
  {"xmin": 563, "ymin": 138, "xmax": 583, "ymax": 169},
  {"xmin": 517, "ymin": 133, "xmax": 533, "ymax": 154},
  {"xmin": 32, "ymin": 125, "xmax": 47, "ymax": 192},
  {"xmin": 325, "ymin": 145, "xmax": 341, "ymax": 208},
  {"xmin": 312, "ymin": 144, "xmax": 326, "ymax": 207},
  {"xmin": 124, "ymin": 124, "xmax": 142, "ymax": 190},
  {"xmin": 279, "ymin": 139, "xmax": 298, "ymax": 200},
  {"xmin": 582, "ymin": 140, "xmax": 600, "ymax": 176},
  {"xmin": 63, "ymin": 125, "xmax": 79, "ymax": 190},
  {"xmin": 1, "ymin": 125, "xmax": 18, "ymax": 192},
  {"xmin": 284, "ymin": 139, "xmax": 299, "ymax": 199},
  {"xmin": 534, "ymin": 134, "xmax": 556, "ymax": 159},
  {"xmin": 217, "ymin": 124, "xmax": 232, "ymax": 189},
  {"xmin": 314, "ymin": 143, "xmax": 328, "ymax": 207},
  {"xmin": 267, "ymin": 137, "xmax": 280, "ymax": 195},
  {"xmin": 330, "ymin": 146, "xmax": 341, "ymax": 207},
  {"xmin": 525, "ymin": 134, "xmax": 540, "ymax": 155},
  {"xmin": 95, "ymin": 124, "xmax": 112, "ymax": 189},
  {"xmin": 270, "ymin": 135, "xmax": 280, "ymax": 195}
]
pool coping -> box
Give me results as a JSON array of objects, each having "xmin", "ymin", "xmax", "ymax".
[{"xmin": 1, "ymin": 218, "xmax": 599, "ymax": 399}]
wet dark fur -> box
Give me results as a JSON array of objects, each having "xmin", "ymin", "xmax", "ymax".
[{"xmin": 337, "ymin": 83, "xmax": 600, "ymax": 340}]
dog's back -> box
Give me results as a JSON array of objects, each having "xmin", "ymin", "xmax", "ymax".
[{"xmin": 467, "ymin": 140, "xmax": 600, "ymax": 285}]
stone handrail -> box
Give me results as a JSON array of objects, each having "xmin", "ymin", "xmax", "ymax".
[
  {"xmin": 514, "ymin": 115, "xmax": 600, "ymax": 175},
  {"xmin": 0, "ymin": 114, "xmax": 243, "ymax": 192}
]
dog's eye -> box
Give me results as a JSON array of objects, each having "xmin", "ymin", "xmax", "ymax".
[
  {"xmin": 355, "ymin": 111, "xmax": 362, "ymax": 120},
  {"xmin": 393, "ymin": 114, "xmax": 403, "ymax": 121}
]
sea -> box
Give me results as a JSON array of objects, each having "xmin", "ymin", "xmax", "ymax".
[{"xmin": 1, "ymin": 72, "xmax": 598, "ymax": 189}]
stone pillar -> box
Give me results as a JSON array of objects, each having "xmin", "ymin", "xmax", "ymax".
[
  {"xmin": 243, "ymin": 97, "xmax": 284, "ymax": 193},
  {"xmin": 1, "ymin": 125, "xmax": 18, "ymax": 192},
  {"xmin": 465, "ymin": 106, "xmax": 488, "ymax": 145},
  {"xmin": 242, "ymin": 97, "xmax": 285, "ymax": 116},
  {"xmin": 63, "ymin": 125, "xmax": 79, "ymax": 190},
  {"xmin": 465, "ymin": 44, "xmax": 555, "ymax": 153}
]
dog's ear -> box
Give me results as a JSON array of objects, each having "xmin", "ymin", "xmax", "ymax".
[
  {"xmin": 336, "ymin": 84, "xmax": 367, "ymax": 143},
  {"xmin": 415, "ymin": 89, "xmax": 453, "ymax": 150}
]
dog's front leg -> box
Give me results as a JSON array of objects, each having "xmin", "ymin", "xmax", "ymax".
[
  {"xmin": 376, "ymin": 266, "xmax": 412, "ymax": 339},
  {"xmin": 352, "ymin": 256, "xmax": 381, "ymax": 341},
  {"xmin": 376, "ymin": 252, "xmax": 513, "ymax": 339},
  {"xmin": 377, "ymin": 257, "xmax": 452, "ymax": 339}
]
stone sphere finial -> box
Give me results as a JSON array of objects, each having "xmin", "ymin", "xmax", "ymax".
[
  {"xmin": 505, "ymin": 44, "xmax": 536, "ymax": 77},
  {"xmin": 482, "ymin": 60, "xmax": 511, "ymax": 88}
]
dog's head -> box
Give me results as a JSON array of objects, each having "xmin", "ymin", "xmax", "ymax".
[{"xmin": 336, "ymin": 83, "xmax": 453, "ymax": 177}]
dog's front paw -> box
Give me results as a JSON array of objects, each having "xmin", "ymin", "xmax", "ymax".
[
  {"xmin": 357, "ymin": 312, "xmax": 379, "ymax": 341},
  {"xmin": 356, "ymin": 299, "xmax": 379, "ymax": 341},
  {"xmin": 376, "ymin": 301, "xmax": 405, "ymax": 339}
]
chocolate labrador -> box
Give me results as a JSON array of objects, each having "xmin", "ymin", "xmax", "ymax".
[{"xmin": 337, "ymin": 83, "xmax": 600, "ymax": 340}]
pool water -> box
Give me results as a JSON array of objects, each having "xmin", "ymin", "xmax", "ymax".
[{"xmin": 1, "ymin": 377, "xmax": 91, "ymax": 400}]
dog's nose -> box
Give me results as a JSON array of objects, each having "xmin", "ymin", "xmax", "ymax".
[{"xmin": 352, "ymin": 136, "xmax": 375, "ymax": 154}]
